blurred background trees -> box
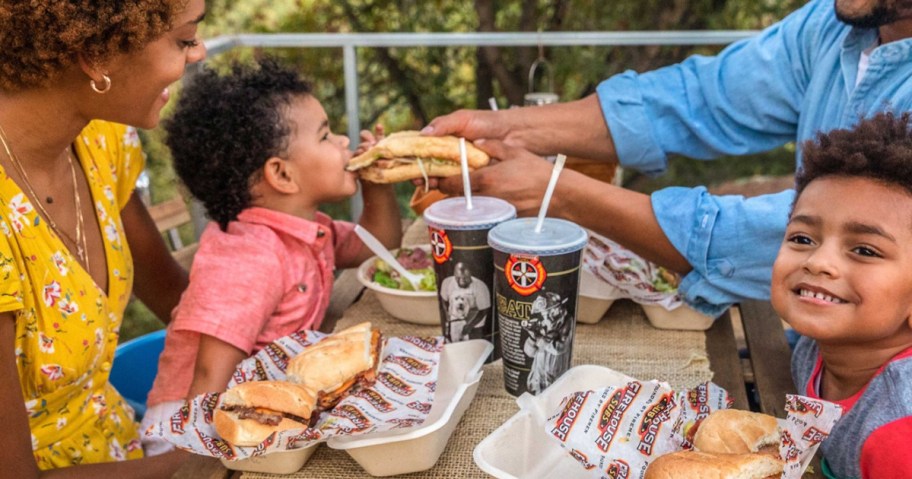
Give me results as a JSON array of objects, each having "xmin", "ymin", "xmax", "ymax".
[{"xmin": 125, "ymin": 0, "xmax": 805, "ymax": 340}]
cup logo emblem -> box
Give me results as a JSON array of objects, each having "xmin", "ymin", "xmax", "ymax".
[
  {"xmin": 428, "ymin": 228, "xmax": 452, "ymax": 264},
  {"xmin": 505, "ymin": 255, "xmax": 547, "ymax": 296}
]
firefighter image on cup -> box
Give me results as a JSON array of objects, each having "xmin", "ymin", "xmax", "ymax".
[{"xmin": 524, "ymin": 292, "xmax": 573, "ymax": 395}]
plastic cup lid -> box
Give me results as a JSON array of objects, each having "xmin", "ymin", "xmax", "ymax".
[
  {"xmin": 488, "ymin": 218, "xmax": 588, "ymax": 255},
  {"xmin": 424, "ymin": 196, "xmax": 517, "ymax": 230}
]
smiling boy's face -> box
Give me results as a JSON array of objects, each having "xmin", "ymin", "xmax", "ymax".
[{"xmin": 771, "ymin": 176, "xmax": 912, "ymax": 347}]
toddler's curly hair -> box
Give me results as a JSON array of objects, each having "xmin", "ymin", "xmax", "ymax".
[
  {"xmin": 164, "ymin": 57, "xmax": 313, "ymax": 229},
  {"xmin": 797, "ymin": 111, "xmax": 912, "ymax": 198},
  {"xmin": 0, "ymin": 1, "xmax": 181, "ymax": 91}
]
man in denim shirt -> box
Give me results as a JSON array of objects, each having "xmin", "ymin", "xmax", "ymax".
[{"xmin": 421, "ymin": 0, "xmax": 912, "ymax": 316}]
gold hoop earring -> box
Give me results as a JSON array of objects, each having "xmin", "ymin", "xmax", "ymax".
[{"xmin": 90, "ymin": 74, "xmax": 111, "ymax": 94}]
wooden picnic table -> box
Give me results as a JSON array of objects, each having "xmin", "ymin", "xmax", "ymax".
[{"xmin": 174, "ymin": 221, "xmax": 818, "ymax": 479}]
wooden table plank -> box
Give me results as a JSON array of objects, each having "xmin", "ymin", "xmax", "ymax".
[
  {"xmin": 740, "ymin": 300, "xmax": 796, "ymax": 418},
  {"xmin": 704, "ymin": 308, "xmax": 750, "ymax": 410},
  {"xmin": 173, "ymin": 454, "xmax": 234, "ymax": 479}
]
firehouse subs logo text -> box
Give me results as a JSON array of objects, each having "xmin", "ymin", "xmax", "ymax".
[
  {"xmin": 251, "ymin": 359, "xmax": 269, "ymax": 381},
  {"xmin": 605, "ymin": 459, "xmax": 631, "ymax": 479},
  {"xmin": 201, "ymin": 392, "xmax": 221, "ymax": 423},
  {"xmin": 429, "ymin": 228, "xmax": 453, "ymax": 264},
  {"xmin": 401, "ymin": 336, "xmax": 440, "ymax": 353},
  {"xmin": 407, "ymin": 401, "xmax": 432, "ymax": 414},
  {"xmin": 788, "ymin": 396, "xmax": 823, "ymax": 417},
  {"xmin": 262, "ymin": 343, "xmax": 289, "ymax": 370},
  {"xmin": 388, "ymin": 418, "xmax": 423, "ymax": 429},
  {"xmin": 636, "ymin": 393, "xmax": 677, "ymax": 455},
  {"xmin": 387, "ymin": 355, "xmax": 433, "ymax": 376},
  {"xmin": 595, "ymin": 382, "xmax": 642, "ymax": 452},
  {"xmin": 286, "ymin": 428, "xmax": 321, "ymax": 449},
  {"xmin": 801, "ymin": 426, "xmax": 828, "ymax": 445},
  {"xmin": 568, "ymin": 449, "xmax": 597, "ymax": 470},
  {"xmin": 354, "ymin": 389, "xmax": 395, "ymax": 413},
  {"xmin": 781, "ymin": 430, "xmax": 799, "ymax": 462},
  {"xmin": 495, "ymin": 293, "xmax": 533, "ymax": 320},
  {"xmin": 170, "ymin": 403, "xmax": 191, "ymax": 434},
  {"xmin": 550, "ymin": 391, "xmax": 590, "ymax": 441},
  {"xmin": 686, "ymin": 383, "xmax": 710, "ymax": 415},
  {"xmin": 332, "ymin": 404, "xmax": 371, "ymax": 430},
  {"xmin": 198, "ymin": 430, "xmax": 235, "ymax": 460},
  {"xmin": 425, "ymin": 380, "xmax": 437, "ymax": 393},
  {"xmin": 378, "ymin": 371, "xmax": 415, "ymax": 396},
  {"xmin": 251, "ymin": 433, "xmax": 277, "ymax": 456},
  {"xmin": 504, "ymin": 255, "xmax": 547, "ymax": 296}
]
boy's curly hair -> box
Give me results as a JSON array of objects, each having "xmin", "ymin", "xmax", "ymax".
[
  {"xmin": 164, "ymin": 57, "xmax": 313, "ymax": 230},
  {"xmin": 797, "ymin": 111, "xmax": 912, "ymax": 198},
  {"xmin": 0, "ymin": 1, "xmax": 182, "ymax": 91}
]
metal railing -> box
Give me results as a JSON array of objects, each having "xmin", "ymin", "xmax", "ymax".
[{"xmin": 191, "ymin": 30, "xmax": 758, "ymax": 222}]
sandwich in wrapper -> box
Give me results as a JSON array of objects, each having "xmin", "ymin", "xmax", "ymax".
[
  {"xmin": 286, "ymin": 322, "xmax": 384, "ymax": 411},
  {"xmin": 346, "ymin": 131, "xmax": 490, "ymax": 183},
  {"xmin": 645, "ymin": 410, "xmax": 784, "ymax": 479},
  {"xmin": 644, "ymin": 450, "xmax": 785, "ymax": 479},
  {"xmin": 213, "ymin": 380, "xmax": 317, "ymax": 447}
]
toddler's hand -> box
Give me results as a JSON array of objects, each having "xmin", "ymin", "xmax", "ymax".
[{"xmin": 354, "ymin": 124, "xmax": 385, "ymax": 156}]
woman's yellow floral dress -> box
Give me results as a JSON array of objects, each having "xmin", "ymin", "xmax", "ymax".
[{"xmin": 0, "ymin": 121, "xmax": 145, "ymax": 468}]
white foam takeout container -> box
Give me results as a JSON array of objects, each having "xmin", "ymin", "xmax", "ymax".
[
  {"xmin": 473, "ymin": 365, "xmax": 634, "ymax": 479},
  {"xmin": 641, "ymin": 303, "xmax": 714, "ymax": 331},
  {"xmin": 357, "ymin": 244, "xmax": 439, "ymax": 325},
  {"xmin": 577, "ymin": 268, "xmax": 618, "ymax": 324},
  {"xmin": 222, "ymin": 339, "xmax": 492, "ymax": 475},
  {"xmin": 475, "ymin": 365, "xmax": 818, "ymax": 479},
  {"xmin": 328, "ymin": 339, "xmax": 492, "ymax": 476}
]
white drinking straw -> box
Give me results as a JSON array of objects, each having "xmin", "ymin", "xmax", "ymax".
[
  {"xmin": 534, "ymin": 154, "xmax": 567, "ymax": 233},
  {"xmin": 488, "ymin": 97, "xmax": 499, "ymax": 111},
  {"xmin": 459, "ymin": 137, "xmax": 474, "ymax": 210}
]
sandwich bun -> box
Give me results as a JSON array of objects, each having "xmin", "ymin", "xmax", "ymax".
[
  {"xmin": 213, "ymin": 380, "xmax": 316, "ymax": 447},
  {"xmin": 286, "ymin": 322, "xmax": 383, "ymax": 410},
  {"xmin": 347, "ymin": 131, "xmax": 490, "ymax": 183},
  {"xmin": 693, "ymin": 409, "xmax": 780, "ymax": 454},
  {"xmin": 645, "ymin": 450, "xmax": 784, "ymax": 479}
]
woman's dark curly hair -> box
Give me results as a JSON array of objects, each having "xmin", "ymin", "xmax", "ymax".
[
  {"xmin": 0, "ymin": 1, "xmax": 183, "ymax": 91},
  {"xmin": 796, "ymin": 111, "xmax": 912, "ymax": 199},
  {"xmin": 164, "ymin": 57, "xmax": 313, "ymax": 230}
]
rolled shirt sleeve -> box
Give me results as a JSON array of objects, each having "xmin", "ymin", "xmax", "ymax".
[{"xmin": 652, "ymin": 187, "xmax": 794, "ymax": 317}]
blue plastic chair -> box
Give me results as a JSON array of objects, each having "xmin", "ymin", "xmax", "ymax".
[{"xmin": 109, "ymin": 329, "xmax": 166, "ymax": 421}]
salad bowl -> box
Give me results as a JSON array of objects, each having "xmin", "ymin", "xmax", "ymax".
[{"xmin": 357, "ymin": 245, "xmax": 440, "ymax": 325}]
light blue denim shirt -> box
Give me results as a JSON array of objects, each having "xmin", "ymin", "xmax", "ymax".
[{"xmin": 597, "ymin": 0, "xmax": 912, "ymax": 316}]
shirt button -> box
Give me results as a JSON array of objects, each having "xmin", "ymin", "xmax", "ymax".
[
  {"xmin": 108, "ymin": 332, "xmax": 118, "ymax": 341},
  {"xmin": 101, "ymin": 361, "xmax": 112, "ymax": 372},
  {"xmin": 297, "ymin": 284, "xmax": 307, "ymax": 293},
  {"xmin": 316, "ymin": 229, "xmax": 325, "ymax": 238}
]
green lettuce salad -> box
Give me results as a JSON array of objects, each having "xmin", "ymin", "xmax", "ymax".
[{"xmin": 369, "ymin": 248, "xmax": 437, "ymax": 292}]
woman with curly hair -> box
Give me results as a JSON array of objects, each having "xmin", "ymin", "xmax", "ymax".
[
  {"xmin": 0, "ymin": 0, "xmax": 206, "ymax": 476},
  {"xmin": 141, "ymin": 57, "xmax": 401, "ymax": 455}
]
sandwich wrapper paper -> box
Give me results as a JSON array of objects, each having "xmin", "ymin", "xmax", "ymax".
[
  {"xmin": 147, "ymin": 329, "xmax": 444, "ymax": 460},
  {"xmin": 583, "ymin": 232, "xmax": 684, "ymax": 311},
  {"xmin": 544, "ymin": 380, "xmax": 843, "ymax": 479}
]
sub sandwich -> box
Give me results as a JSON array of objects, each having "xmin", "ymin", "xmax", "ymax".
[
  {"xmin": 213, "ymin": 380, "xmax": 316, "ymax": 446},
  {"xmin": 286, "ymin": 322, "xmax": 383, "ymax": 411},
  {"xmin": 645, "ymin": 409, "xmax": 784, "ymax": 479},
  {"xmin": 346, "ymin": 131, "xmax": 490, "ymax": 183}
]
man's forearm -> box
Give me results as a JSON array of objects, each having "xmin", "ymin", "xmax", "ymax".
[
  {"xmin": 506, "ymin": 95, "xmax": 617, "ymax": 162},
  {"xmin": 553, "ymin": 170, "xmax": 692, "ymax": 275}
]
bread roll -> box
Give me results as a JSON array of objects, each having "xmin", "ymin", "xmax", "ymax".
[
  {"xmin": 645, "ymin": 450, "xmax": 784, "ymax": 479},
  {"xmin": 213, "ymin": 380, "xmax": 316, "ymax": 446},
  {"xmin": 347, "ymin": 131, "xmax": 490, "ymax": 183},
  {"xmin": 693, "ymin": 409, "xmax": 780, "ymax": 454}
]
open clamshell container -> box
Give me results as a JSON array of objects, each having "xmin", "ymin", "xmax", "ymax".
[
  {"xmin": 473, "ymin": 365, "xmax": 633, "ymax": 478},
  {"xmin": 221, "ymin": 340, "xmax": 491, "ymax": 475},
  {"xmin": 328, "ymin": 339, "xmax": 492, "ymax": 476}
]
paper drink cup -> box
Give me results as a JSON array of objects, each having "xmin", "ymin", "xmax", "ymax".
[
  {"xmin": 424, "ymin": 196, "xmax": 516, "ymax": 363},
  {"xmin": 487, "ymin": 218, "xmax": 588, "ymax": 396}
]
